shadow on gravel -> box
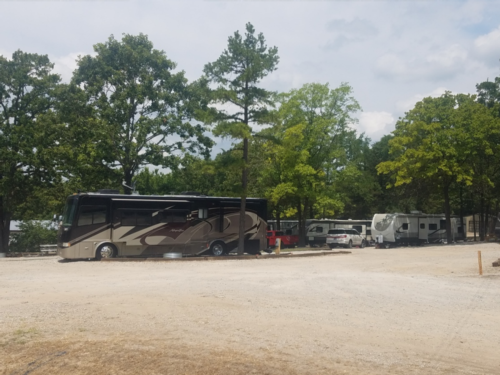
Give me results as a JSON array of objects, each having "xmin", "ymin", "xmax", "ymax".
[{"xmin": 57, "ymin": 259, "xmax": 95, "ymax": 263}]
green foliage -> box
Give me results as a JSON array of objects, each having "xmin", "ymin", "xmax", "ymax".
[
  {"xmin": 54, "ymin": 83, "xmax": 122, "ymax": 193},
  {"xmin": 377, "ymin": 92, "xmax": 500, "ymax": 242},
  {"xmin": 9, "ymin": 221, "xmax": 57, "ymax": 252},
  {"xmin": 476, "ymin": 76, "xmax": 500, "ymax": 113},
  {"xmin": 0, "ymin": 50, "xmax": 62, "ymax": 253},
  {"xmin": 203, "ymin": 22, "xmax": 279, "ymax": 134},
  {"xmin": 257, "ymin": 82, "xmax": 361, "ymax": 243},
  {"xmin": 73, "ymin": 33, "xmax": 213, "ymax": 194}
]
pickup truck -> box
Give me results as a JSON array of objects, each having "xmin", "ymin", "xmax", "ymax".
[{"xmin": 267, "ymin": 230, "xmax": 299, "ymax": 248}]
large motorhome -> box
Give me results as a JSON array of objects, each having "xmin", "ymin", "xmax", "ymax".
[
  {"xmin": 371, "ymin": 213, "xmax": 460, "ymax": 247},
  {"xmin": 305, "ymin": 219, "xmax": 373, "ymax": 246},
  {"xmin": 57, "ymin": 191, "xmax": 267, "ymax": 259}
]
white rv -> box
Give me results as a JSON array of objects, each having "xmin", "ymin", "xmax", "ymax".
[
  {"xmin": 306, "ymin": 219, "xmax": 373, "ymax": 246},
  {"xmin": 371, "ymin": 213, "xmax": 459, "ymax": 247}
]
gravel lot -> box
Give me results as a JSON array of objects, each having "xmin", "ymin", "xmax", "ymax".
[{"xmin": 1, "ymin": 243, "xmax": 500, "ymax": 374}]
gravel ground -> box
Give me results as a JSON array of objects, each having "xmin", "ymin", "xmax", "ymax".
[{"xmin": 1, "ymin": 242, "xmax": 500, "ymax": 374}]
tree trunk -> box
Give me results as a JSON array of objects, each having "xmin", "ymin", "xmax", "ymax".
[
  {"xmin": 485, "ymin": 202, "xmax": 491, "ymax": 239},
  {"xmin": 237, "ymin": 137, "xmax": 248, "ymax": 256},
  {"xmin": 0, "ymin": 196, "xmax": 11, "ymax": 253},
  {"xmin": 303, "ymin": 197, "xmax": 310, "ymax": 246},
  {"xmin": 298, "ymin": 199, "xmax": 306, "ymax": 247},
  {"xmin": 443, "ymin": 184, "xmax": 452, "ymax": 244},
  {"xmin": 459, "ymin": 185, "xmax": 465, "ymax": 241},
  {"xmin": 479, "ymin": 194, "xmax": 485, "ymax": 241},
  {"xmin": 124, "ymin": 169, "xmax": 133, "ymax": 195},
  {"xmin": 276, "ymin": 211, "xmax": 281, "ymax": 231}
]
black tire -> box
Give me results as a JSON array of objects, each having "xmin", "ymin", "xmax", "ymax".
[
  {"xmin": 95, "ymin": 243, "xmax": 117, "ymax": 260},
  {"xmin": 210, "ymin": 242, "xmax": 226, "ymax": 256},
  {"xmin": 360, "ymin": 240, "xmax": 365, "ymax": 248},
  {"xmin": 346, "ymin": 240, "xmax": 352, "ymax": 249},
  {"xmin": 328, "ymin": 244, "xmax": 335, "ymax": 249}
]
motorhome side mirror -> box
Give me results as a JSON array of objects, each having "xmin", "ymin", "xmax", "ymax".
[{"xmin": 198, "ymin": 208, "xmax": 208, "ymax": 219}]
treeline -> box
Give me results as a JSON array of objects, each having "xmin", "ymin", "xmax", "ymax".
[{"xmin": 1, "ymin": 23, "xmax": 499, "ymax": 251}]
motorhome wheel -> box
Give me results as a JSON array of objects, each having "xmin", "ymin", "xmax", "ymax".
[
  {"xmin": 346, "ymin": 240, "xmax": 352, "ymax": 249},
  {"xmin": 96, "ymin": 243, "xmax": 117, "ymax": 260},
  {"xmin": 210, "ymin": 242, "xmax": 226, "ymax": 256}
]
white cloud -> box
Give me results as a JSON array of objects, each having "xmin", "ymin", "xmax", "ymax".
[
  {"xmin": 52, "ymin": 52, "xmax": 91, "ymax": 83},
  {"xmin": 474, "ymin": 26, "xmax": 500, "ymax": 66},
  {"xmin": 357, "ymin": 111, "xmax": 395, "ymax": 139},
  {"xmin": 325, "ymin": 18, "xmax": 378, "ymax": 49},
  {"xmin": 376, "ymin": 44, "xmax": 469, "ymax": 82}
]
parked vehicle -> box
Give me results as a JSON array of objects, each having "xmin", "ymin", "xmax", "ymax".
[
  {"xmin": 306, "ymin": 219, "xmax": 372, "ymax": 246},
  {"xmin": 57, "ymin": 190, "xmax": 267, "ymax": 259},
  {"xmin": 326, "ymin": 228, "xmax": 365, "ymax": 249},
  {"xmin": 267, "ymin": 230, "xmax": 299, "ymax": 248},
  {"xmin": 371, "ymin": 212, "xmax": 460, "ymax": 247}
]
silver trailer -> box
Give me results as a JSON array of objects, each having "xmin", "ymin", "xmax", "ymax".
[
  {"xmin": 305, "ymin": 219, "xmax": 373, "ymax": 246},
  {"xmin": 371, "ymin": 213, "xmax": 459, "ymax": 247}
]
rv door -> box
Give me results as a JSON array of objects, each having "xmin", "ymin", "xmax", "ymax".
[{"xmin": 418, "ymin": 218, "xmax": 428, "ymax": 240}]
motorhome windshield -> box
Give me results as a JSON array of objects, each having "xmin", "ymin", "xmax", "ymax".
[{"xmin": 62, "ymin": 198, "xmax": 78, "ymax": 226}]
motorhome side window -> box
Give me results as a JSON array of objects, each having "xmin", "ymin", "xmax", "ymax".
[
  {"xmin": 429, "ymin": 223, "xmax": 438, "ymax": 230},
  {"xmin": 353, "ymin": 226, "xmax": 362, "ymax": 233},
  {"xmin": 161, "ymin": 210, "xmax": 189, "ymax": 223},
  {"xmin": 420, "ymin": 223, "xmax": 425, "ymax": 229},
  {"xmin": 77, "ymin": 206, "xmax": 107, "ymax": 226},
  {"xmin": 120, "ymin": 210, "xmax": 153, "ymax": 226},
  {"xmin": 402, "ymin": 223, "xmax": 409, "ymax": 230},
  {"xmin": 440, "ymin": 220, "xmax": 446, "ymax": 229},
  {"xmin": 315, "ymin": 226, "xmax": 323, "ymax": 233}
]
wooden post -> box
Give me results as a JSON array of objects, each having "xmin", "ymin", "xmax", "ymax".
[
  {"xmin": 478, "ymin": 251, "xmax": 483, "ymax": 276},
  {"xmin": 276, "ymin": 238, "xmax": 281, "ymax": 255}
]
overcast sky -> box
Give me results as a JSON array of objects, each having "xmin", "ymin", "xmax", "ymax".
[{"xmin": 2, "ymin": 0, "xmax": 500, "ymax": 149}]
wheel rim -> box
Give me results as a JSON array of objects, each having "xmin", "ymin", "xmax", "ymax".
[
  {"xmin": 212, "ymin": 243, "xmax": 224, "ymax": 256},
  {"xmin": 100, "ymin": 245, "xmax": 114, "ymax": 258}
]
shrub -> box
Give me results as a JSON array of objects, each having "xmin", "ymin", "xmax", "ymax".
[{"xmin": 9, "ymin": 221, "xmax": 57, "ymax": 252}]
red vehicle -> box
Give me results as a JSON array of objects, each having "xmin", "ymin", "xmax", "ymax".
[{"xmin": 267, "ymin": 230, "xmax": 299, "ymax": 248}]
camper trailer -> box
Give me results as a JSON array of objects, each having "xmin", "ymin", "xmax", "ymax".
[
  {"xmin": 371, "ymin": 213, "xmax": 459, "ymax": 247},
  {"xmin": 306, "ymin": 219, "xmax": 373, "ymax": 246}
]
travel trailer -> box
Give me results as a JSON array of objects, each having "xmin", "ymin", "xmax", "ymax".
[
  {"xmin": 371, "ymin": 213, "xmax": 460, "ymax": 247},
  {"xmin": 305, "ymin": 219, "xmax": 373, "ymax": 246},
  {"xmin": 57, "ymin": 191, "xmax": 267, "ymax": 259}
]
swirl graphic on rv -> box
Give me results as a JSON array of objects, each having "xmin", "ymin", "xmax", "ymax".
[{"xmin": 374, "ymin": 214, "xmax": 396, "ymax": 232}]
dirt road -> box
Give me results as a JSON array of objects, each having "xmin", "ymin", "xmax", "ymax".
[{"xmin": 1, "ymin": 243, "xmax": 499, "ymax": 374}]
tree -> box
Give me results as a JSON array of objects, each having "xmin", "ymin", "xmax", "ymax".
[
  {"xmin": 203, "ymin": 23, "xmax": 279, "ymax": 254},
  {"xmin": 377, "ymin": 92, "xmax": 500, "ymax": 243},
  {"xmin": 0, "ymin": 50, "xmax": 61, "ymax": 253},
  {"xmin": 259, "ymin": 83, "xmax": 361, "ymax": 245},
  {"xmin": 73, "ymin": 33, "xmax": 213, "ymax": 194},
  {"xmin": 476, "ymin": 76, "xmax": 500, "ymax": 113}
]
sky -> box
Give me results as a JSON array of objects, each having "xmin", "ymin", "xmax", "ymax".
[{"xmin": 1, "ymin": 0, "xmax": 500, "ymax": 151}]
